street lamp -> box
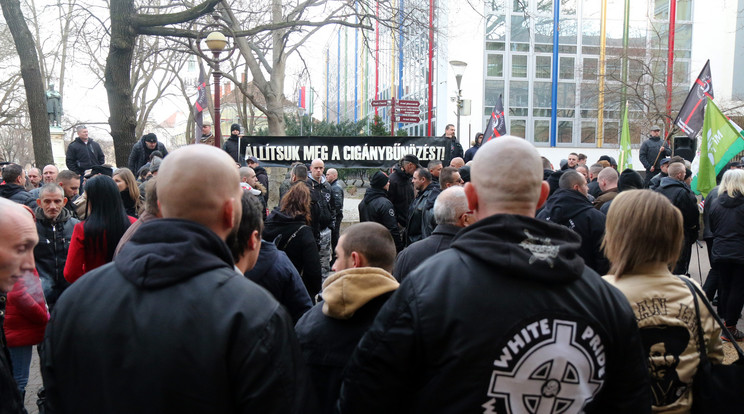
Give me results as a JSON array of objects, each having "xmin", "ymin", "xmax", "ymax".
[
  {"xmin": 205, "ymin": 31, "xmax": 228, "ymax": 148},
  {"xmin": 449, "ymin": 60, "xmax": 467, "ymax": 140}
]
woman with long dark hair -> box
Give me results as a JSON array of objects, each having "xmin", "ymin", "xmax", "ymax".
[
  {"xmin": 263, "ymin": 183, "xmax": 322, "ymax": 299},
  {"xmin": 64, "ymin": 175, "xmax": 136, "ymax": 283},
  {"xmin": 113, "ymin": 167, "xmax": 141, "ymax": 217},
  {"xmin": 603, "ymin": 190, "xmax": 723, "ymax": 412}
]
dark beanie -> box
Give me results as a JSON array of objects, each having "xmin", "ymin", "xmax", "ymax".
[
  {"xmin": 231, "ymin": 123, "xmax": 241, "ymax": 133},
  {"xmin": 618, "ymin": 168, "xmax": 643, "ymax": 192},
  {"xmin": 370, "ymin": 171, "xmax": 389, "ymax": 189},
  {"xmin": 143, "ymin": 133, "xmax": 157, "ymax": 143},
  {"xmin": 459, "ymin": 165, "xmax": 471, "ymax": 183}
]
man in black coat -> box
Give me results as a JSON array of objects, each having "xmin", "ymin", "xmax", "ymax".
[
  {"xmin": 42, "ymin": 145, "xmax": 309, "ymax": 413},
  {"xmin": 639, "ymin": 125, "xmax": 671, "ymax": 187},
  {"xmin": 326, "ymin": 168, "xmax": 344, "ymax": 255},
  {"xmin": 65, "ymin": 125, "xmax": 105, "ymax": 176},
  {"xmin": 537, "ymin": 170, "xmax": 610, "ymax": 275},
  {"xmin": 222, "ymin": 123, "xmax": 248, "ymax": 166},
  {"xmin": 655, "ymin": 162, "xmax": 699, "ymax": 275},
  {"xmin": 359, "ymin": 171, "xmax": 404, "ymax": 252},
  {"xmin": 394, "ymin": 186, "xmax": 470, "ymax": 281},
  {"xmin": 128, "ymin": 133, "xmax": 168, "ymax": 174},
  {"xmin": 0, "ymin": 163, "xmax": 38, "ymax": 209},
  {"xmin": 295, "ymin": 222, "xmax": 399, "ymax": 414},
  {"xmin": 405, "ymin": 167, "xmax": 440, "ymax": 246},
  {"xmin": 337, "ymin": 137, "xmax": 651, "ymax": 413},
  {"xmin": 34, "ymin": 184, "xmax": 79, "ymax": 310},
  {"xmin": 247, "ymin": 156, "xmax": 269, "ymax": 202},
  {"xmin": 388, "ymin": 154, "xmax": 418, "ymax": 229},
  {"xmin": 442, "ymin": 124, "xmax": 463, "ymax": 166}
]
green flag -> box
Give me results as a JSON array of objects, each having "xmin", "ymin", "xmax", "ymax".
[
  {"xmin": 692, "ymin": 98, "xmax": 744, "ymax": 197},
  {"xmin": 618, "ymin": 104, "xmax": 633, "ymax": 170}
]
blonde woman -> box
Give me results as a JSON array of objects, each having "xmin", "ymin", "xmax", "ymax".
[
  {"xmin": 113, "ymin": 167, "xmax": 142, "ymax": 217},
  {"xmin": 603, "ymin": 189, "xmax": 723, "ymax": 413}
]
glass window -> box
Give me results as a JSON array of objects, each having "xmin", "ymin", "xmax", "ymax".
[
  {"xmin": 654, "ymin": 0, "xmax": 669, "ymax": 20},
  {"xmin": 557, "ymin": 83, "xmax": 575, "ymax": 108},
  {"xmin": 487, "ymin": 54, "xmax": 504, "ymax": 77},
  {"xmin": 511, "ymin": 43, "xmax": 530, "ymax": 52},
  {"xmin": 582, "ymin": 20, "xmax": 600, "ymax": 46},
  {"xmin": 535, "ymin": 18, "xmax": 553, "ymax": 44},
  {"xmin": 677, "ymin": 0, "xmax": 692, "ymax": 20},
  {"xmin": 582, "ymin": 0, "xmax": 601, "ymax": 18},
  {"xmin": 537, "ymin": 0, "xmax": 553, "ymax": 13},
  {"xmin": 583, "ymin": 58, "xmax": 598, "ymax": 81},
  {"xmin": 559, "ymin": 56, "xmax": 574, "ymax": 80},
  {"xmin": 485, "ymin": 80, "xmax": 505, "ymax": 106},
  {"xmin": 581, "ymin": 121, "xmax": 596, "ymax": 144},
  {"xmin": 558, "ymin": 121, "xmax": 573, "ymax": 143},
  {"xmin": 561, "ymin": 0, "xmax": 577, "ymax": 15},
  {"xmin": 486, "ymin": 42, "xmax": 506, "ymax": 51},
  {"xmin": 580, "ymin": 83, "xmax": 598, "ymax": 109},
  {"xmin": 486, "ymin": 14, "xmax": 506, "ymax": 41},
  {"xmin": 536, "ymin": 56, "xmax": 551, "ymax": 79},
  {"xmin": 559, "ymin": 19, "xmax": 577, "ymax": 45},
  {"xmin": 509, "ymin": 81, "xmax": 529, "ymax": 107},
  {"xmin": 513, "ymin": 0, "xmax": 526, "ymax": 12},
  {"xmin": 512, "ymin": 55, "xmax": 528, "ymax": 78},
  {"xmin": 676, "ymin": 23, "xmax": 692, "ymax": 51},
  {"xmin": 534, "ymin": 82, "xmax": 552, "ymax": 108},
  {"xmin": 511, "ymin": 15, "xmax": 530, "ymax": 43},
  {"xmin": 604, "ymin": 121, "xmax": 619, "ymax": 144},
  {"xmin": 510, "ymin": 119, "xmax": 526, "ymax": 138},
  {"xmin": 535, "ymin": 44, "xmax": 553, "ymax": 53},
  {"xmin": 488, "ymin": 0, "xmax": 505, "ymax": 13},
  {"xmin": 674, "ymin": 60, "xmax": 690, "ymax": 85},
  {"xmin": 534, "ymin": 120, "xmax": 551, "ymax": 143}
]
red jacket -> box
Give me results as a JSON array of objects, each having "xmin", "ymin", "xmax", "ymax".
[
  {"xmin": 64, "ymin": 217, "xmax": 136, "ymax": 283},
  {"xmin": 5, "ymin": 271, "xmax": 49, "ymax": 347}
]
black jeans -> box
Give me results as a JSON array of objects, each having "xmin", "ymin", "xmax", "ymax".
[
  {"xmin": 703, "ymin": 238, "xmax": 719, "ymax": 300},
  {"xmin": 715, "ymin": 261, "xmax": 744, "ymax": 326}
]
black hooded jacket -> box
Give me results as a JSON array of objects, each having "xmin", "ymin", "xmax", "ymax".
[
  {"xmin": 536, "ymin": 188, "xmax": 610, "ymax": 275},
  {"xmin": 127, "ymin": 137, "xmax": 168, "ymax": 174},
  {"xmin": 263, "ymin": 209, "xmax": 322, "ymax": 298},
  {"xmin": 387, "ymin": 165, "xmax": 414, "ymax": 228},
  {"xmin": 223, "ymin": 134, "xmax": 249, "ymax": 166},
  {"xmin": 33, "ymin": 206, "xmax": 79, "ymax": 309},
  {"xmin": 338, "ymin": 214, "xmax": 651, "ymax": 413},
  {"xmin": 709, "ymin": 192, "xmax": 744, "ymax": 264},
  {"xmin": 0, "ymin": 183, "xmax": 37, "ymax": 209},
  {"xmin": 656, "ymin": 177, "xmax": 699, "ymax": 241},
  {"xmin": 244, "ymin": 240, "xmax": 312, "ymax": 323},
  {"xmin": 41, "ymin": 219, "xmax": 309, "ymax": 413},
  {"xmin": 253, "ymin": 166, "xmax": 270, "ymax": 202},
  {"xmin": 358, "ymin": 187, "xmax": 403, "ymax": 251}
]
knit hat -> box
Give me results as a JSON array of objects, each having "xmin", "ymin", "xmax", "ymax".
[
  {"xmin": 370, "ymin": 171, "xmax": 389, "ymax": 189},
  {"xmin": 659, "ymin": 157, "xmax": 671, "ymax": 166},
  {"xmin": 231, "ymin": 123, "xmax": 241, "ymax": 134},
  {"xmin": 85, "ymin": 165, "xmax": 113, "ymax": 178},
  {"xmin": 618, "ymin": 169, "xmax": 643, "ymax": 192},
  {"xmin": 650, "ymin": 125, "xmax": 662, "ymax": 131},
  {"xmin": 143, "ymin": 133, "xmax": 157, "ymax": 143}
]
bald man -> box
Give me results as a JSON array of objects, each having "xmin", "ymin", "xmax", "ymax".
[
  {"xmin": 326, "ymin": 168, "xmax": 344, "ymax": 255},
  {"xmin": 42, "ymin": 145, "xmax": 309, "ymax": 413},
  {"xmin": 338, "ymin": 137, "xmax": 651, "ymax": 413},
  {"xmin": 0, "ymin": 199, "xmax": 38, "ymax": 413},
  {"xmin": 593, "ymin": 167, "xmax": 619, "ymax": 210}
]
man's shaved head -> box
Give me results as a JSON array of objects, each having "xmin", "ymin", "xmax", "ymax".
[
  {"xmin": 0, "ymin": 199, "xmax": 38, "ymax": 292},
  {"xmin": 157, "ymin": 145, "xmax": 241, "ymax": 239},
  {"xmin": 467, "ymin": 136, "xmax": 546, "ymax": 219}
]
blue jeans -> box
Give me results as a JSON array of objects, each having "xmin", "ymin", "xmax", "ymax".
[{"xmin": 8, "ymin": 345, "xmax": 32, "ymax": 394}]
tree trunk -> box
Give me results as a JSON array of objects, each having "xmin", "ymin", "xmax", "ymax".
[
  {"xmin": 0, "ymin": 0, "xmax": 53, "ymax": 166},
  {"xmin": 105, "ymin": 0, "xmax": 138, "ymax": 167}
]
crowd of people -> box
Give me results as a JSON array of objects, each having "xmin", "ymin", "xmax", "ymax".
[{"xmin": 0, "ymin": 125, "xmax": 739, "ymax": 413}]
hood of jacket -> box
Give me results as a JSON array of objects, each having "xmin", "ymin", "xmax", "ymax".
[
  {"xmin": 362, "ymin": 187, "xmax": 388, "ymax": 203},
  {"xmin": 717, "ymin": 192, "xmax": 744, "ymax": 209},
  {"xmin": 266, "ymin": 208, "xmax": 306, "ymax": 225},
  {"xmin": 114, "ymin": 219, "xmax": 234, "ymax": 289},
  {"xmin": 659, "ymin": 176, "xmax": 688, "ymax": 190},
  {"xmin": 309, "ymin": 174, "xmax": 327, "ymax": 185},
  {"xmin": 540, "ymin": 188, "xmax": 594, "ymax": 223},
  {"xmin": 34, "ymin": 205, "xmax": 73, "ymax": 225},
  {"xmin": 321, "ymin": 267, "xmax": 399, "ymax": 319},
  {"xmin": 451, "ymin": 214, "xmax": 584, "ymax": 284},
  {"xmin": 0, "ymin": 183, "xmax": 26, "ymax": 199}
]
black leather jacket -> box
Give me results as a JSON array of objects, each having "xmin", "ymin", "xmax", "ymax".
[
  {"xmin": 338, "ymin": 214, "xmax": 651, "ymax": 413},
  {"xmin": 358, "ymin": 187, "xmax": 403, "ymax": 251},
  {"xmin": 33, "ymin": 207, "xmax": 79, "ymax": 309}
]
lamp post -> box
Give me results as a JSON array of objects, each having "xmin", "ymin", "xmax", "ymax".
[
  {"xmin": 449, "ymin": 60, "xmax": 467, "ymax": 140},
  {"xmin": 298, "ymin": 106, "xmax": 305, "ymax": 136},
  {"xmin": 205, "ymin": 31, "xmax": 228, "ymax": 148}
]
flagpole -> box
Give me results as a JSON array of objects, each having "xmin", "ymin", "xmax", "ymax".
[
  {"xmin": 620, "ymin": 0, "xmax": 630, "ymax": 120},
  {"xmin": 598, "ymin": 0, "xmax": 607, "ymax": 147},
  {"xmin": 549, "ymin": 0, "xmax": 560, "ymax": 147},
  {"xmin": 666, "ymin": 0, "xmax": 678, "ymax": 133}
]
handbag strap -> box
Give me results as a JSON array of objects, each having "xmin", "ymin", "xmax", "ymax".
[
  {"xmin": 678, "ymin": 275, "xmax": 744, "ymax": 358},
  {"xmin": 679, "ymin": 275, "xmax": 710, "ymax": 363}
]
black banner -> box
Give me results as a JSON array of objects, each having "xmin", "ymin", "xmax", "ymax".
[
  {"xmin": 243, "ymin": 136, "xmax": 449, "ymax": 168},
  {"xmin": 673, "ymin": 59, "xmax": 713, "ymax": 139}
]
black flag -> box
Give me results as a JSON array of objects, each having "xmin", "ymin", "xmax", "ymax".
[
  {"xmin": 674, "ymin": 60, "xmax": 713, "ymax": 138},
  {"xmin": 483, "ymin": 94, "xmax": 507, "ymax": 143},
  {"xmin": 194, "ymin": 65, "xmax": 208, "ymax": 144}
]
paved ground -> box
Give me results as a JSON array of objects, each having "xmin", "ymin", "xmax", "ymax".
[{"xmin": 19, "ymin": 237, "xmax": 739, "ymax": 412}]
